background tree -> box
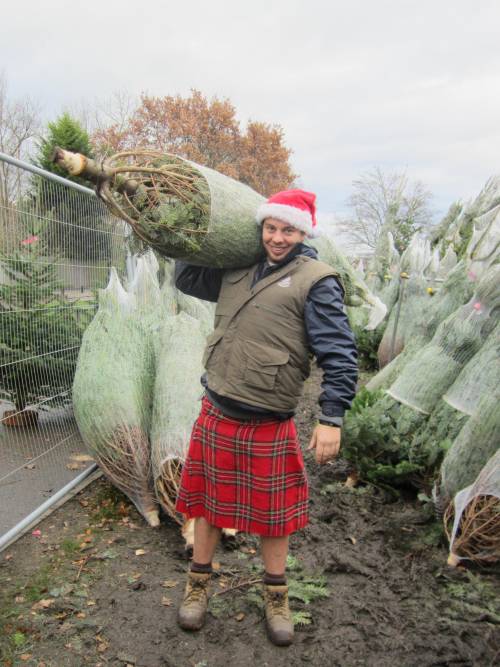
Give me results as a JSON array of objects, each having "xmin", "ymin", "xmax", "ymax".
[
  {"xmin": 0, "ymin": 74, "xmax": 40, "ymax": 250},
  {"xmin": 339, "ymin": 167, "xmax": 434, "ymax": 253},
  {"xmin": 0, "ymin": 221, "xmax": 86, "ymax": 415},
  {"xmin": 92, "ymin": 89, "xmax": 296, "ymax": 196},
  {"xmin": 32, "ymin": 113, "xmax": 112, "ymax": 260}
]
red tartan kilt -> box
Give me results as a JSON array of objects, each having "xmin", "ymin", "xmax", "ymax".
[{"xmin": 175, "ymin": 396, "xmax": 309, "ymax": 537}]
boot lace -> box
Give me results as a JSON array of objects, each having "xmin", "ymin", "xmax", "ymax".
[
  {"xmin": 266, "ymin": 590, "xmax": 290, "ymax": 620},
  {"xmin": 185, "ymin": 578, "xmax": 208, "ymax": 605}
]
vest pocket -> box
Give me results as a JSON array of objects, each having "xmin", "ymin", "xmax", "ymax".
[
  {"xmin": 243, "ymin": 340, "xmax": 290, "ymax": 391},
  {"xmin": 202, "ymin": 329, "xmax": 224, "ymax": 367}
]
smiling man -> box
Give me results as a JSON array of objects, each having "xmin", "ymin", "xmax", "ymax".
[{"xmin": 173, "ymin": 189, "xmax": 358, "ymax": 646}]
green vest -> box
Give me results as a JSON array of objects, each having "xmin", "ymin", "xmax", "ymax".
[{"xmin": 204, "ymin": 256, "xmax": 338, "ymax": 412}]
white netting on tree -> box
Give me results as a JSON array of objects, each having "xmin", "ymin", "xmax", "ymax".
[
  {"xmin": 72, "ymin": 250, "xmax": 216, "ymax": 526},
  {"xmin": 367, "ymin": 261, "xmax": 476, "ymax": 391},
  {"xmin": 377, "ymin": 235, "xmax": 434, "ymax": 367},
  {"xmin": 72, "ymin": 267, "xmax": 159, "ymax": 526},
  {"xmin": 150, "ymin": 311, "xmax": 207, "ymax": 521},
  {"xmin": 439, "ymin": 390, "xmax": 500, "ymax": 503},
  {"xmin": 437, "ymin": 245, "xmax": 458, "ymax": 279},
  {"xmin": 444, "ymin": 450, "xmax": 500, "ymax": 565},
  {"xmin": 443, "ymin": 321, "xmax": 500, "ymax": 416},
  {"xmin": 386, "ymin": 264, "xmax": 499, "ymax": 414}
]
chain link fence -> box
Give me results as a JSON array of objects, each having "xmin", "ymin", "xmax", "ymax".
[{"xmin": 0, "ymin": 152, "xmax": 128, "ymax": 549}]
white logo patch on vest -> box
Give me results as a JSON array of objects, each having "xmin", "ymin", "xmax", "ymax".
[{"xmin": 277, "ymin": 276, "xmax": 292, "ymax": 288}]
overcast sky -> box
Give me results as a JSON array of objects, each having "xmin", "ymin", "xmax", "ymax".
[{"xmin": 2, "ymin": 0, "xmax": 499, "ymax": 220}]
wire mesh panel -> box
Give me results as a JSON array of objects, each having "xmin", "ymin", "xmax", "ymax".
[{"xmin": 0, "ymin": 155, "xmax": 127, "ymax": 541}]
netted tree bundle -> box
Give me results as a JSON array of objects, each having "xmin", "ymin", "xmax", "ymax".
[
  {"xmin": 376, "ymin": 235, "xmax": 434, "ymax": 367},
  {"xmin": 443, "ymin": 322, "xmax": 500, "ymax": 416},
  {"xmin": 466, "ymin": 204, "xmax": 500, "ymax": 280},
  {"xmin": 367, "ymin": 262, "xmax": 475, "ymax": 392},
  {"xmin": 56, "ymin": 148, "xmax": 265, "ymax": 268},
  {"xmin": 430, "ymin": 201, "xmax": 463, "ymax": 254},
  {"xmin": 386, "ymin": 264, "xmax": 500, "ymax": 414},
  {"xmin": 444, "ymin": 450, "xmax": 500, "ymax": 565},
  {"xmin": 150, "ymin": 312, "xmax": 207, "ymax": 521},
  {"xmin": 365, "ymin": 228, "xmax": 400, "ymax": 294},
  {"xmin": 437, "ymin": 245, "xmax": 458, "ymax": 278},
  {"xmin": 72, "ymin": 268, "xmax": 159, "ymax": 526},
  {"xmin": 439, "ymin": 391, "xmax": 500, "ymax": 503},
  {"xmin": 377, "ymin": 276, "xmax": 429, "ymax": 367}
]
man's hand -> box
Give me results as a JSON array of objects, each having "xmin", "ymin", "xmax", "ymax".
[{"xmin": 307, "ymin": 424, "xmax": 341, "ymax": 465}]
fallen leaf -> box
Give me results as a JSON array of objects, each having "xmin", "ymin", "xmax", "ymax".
[
  {"xmin": 20, "ymin": 654, "xmax": 32, "ymax": 662},
  {"xmin": 66, "ymin": 463, "xmax": 83, "ymax": 470},
  {"xmin": 70, "ymin": 454, "xmax": 94, "ymax": 462},
  {"xmin": 76, "ymin": 612, "xmax": 86, "ymax": 619},
  {"xmin": 32, "ymin": 599, "xmax": 55, "ymax": 611},
  {"xmin": 79, "ymin": 499, "xmax": 89, "ymax": 507},
  {"xmin": 135, "ymin": 549, "xmax": 146, "ymax": 556},
  {"xmin": 212, "ymin": 561, "xmax": 221, "ymax": 571},
  {"xmin": 235, "ymin": 612, "xmax": 245, "ymax": 622},
  {"xmin": 86, "ymin": 600, "xmax": 96, "ymax": 607},
  {"xmin": 15, "ymin": 595, "xmax": 25, "ymax": 603},
  {"xmin": 25, "ymin": 464, "xmax": 36, "ymax": 470},
  {"xmin": 161, "ymin": 596, "xmax": 172, "ymax": 606},
  {"xmin": 161, "ymin": 580, "xmax": 178, "ymax": 588}
]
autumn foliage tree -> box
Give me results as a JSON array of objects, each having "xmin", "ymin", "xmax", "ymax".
[{"xmin": 92, "ymin": 90, "xmax": 296, "ymax": 196}]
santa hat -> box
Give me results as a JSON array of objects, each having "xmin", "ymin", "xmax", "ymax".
[{"xmin": 256, "ymin": 189, "xmax": 318, "ymax": 237}]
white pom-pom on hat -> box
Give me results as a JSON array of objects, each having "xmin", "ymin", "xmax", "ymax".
[{"xmin": 256, "ymin": 189, "xmax": 318, "ymax": 237}]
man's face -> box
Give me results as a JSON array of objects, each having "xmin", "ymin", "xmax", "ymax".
[{"xmin": 262, "ymin": 218, "xmax": 306, "ymax": 263}]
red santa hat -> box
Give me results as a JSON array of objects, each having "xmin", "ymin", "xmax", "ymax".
[{"xmin": 256, "ymin": 189, "xmax": 318, "ymax": 237}]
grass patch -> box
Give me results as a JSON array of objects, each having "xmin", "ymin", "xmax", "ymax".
[{"xmin": 22, "ymin": 563, "xmax": 53, "ymax": 603}]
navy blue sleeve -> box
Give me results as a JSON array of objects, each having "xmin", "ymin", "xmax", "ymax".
[
  {"xmin": 304, "ymin": 275, "xmax": 358, "ymax": 417},
  {"xmin": 174, "ymin": 261, "xmax": 225, "ymax": 303}
]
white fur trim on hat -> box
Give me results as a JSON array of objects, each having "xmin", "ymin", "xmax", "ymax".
[{"xmin": 256, "ymin": 203, "xmax": 314, "ymax": 236}]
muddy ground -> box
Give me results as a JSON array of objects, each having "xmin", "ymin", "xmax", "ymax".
[{"xmin": 1, "ymin": 374, "xmax": 499, "ymax": 667}]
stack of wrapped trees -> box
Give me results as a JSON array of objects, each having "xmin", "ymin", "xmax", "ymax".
[
  {"xmin": 340, "ymin": 176, "xmax": 500, "ymax": 563},
  {"xmin": 73, "ymin": 253, "xmax": 214, "ymax": 526}
]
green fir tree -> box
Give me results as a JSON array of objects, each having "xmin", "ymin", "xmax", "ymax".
[
  {"xmin": 0, "ymin": 221, "xmax": 88, "ymax": 413},
  {"xmin": 32, "ymin": 113, "xmax": 112, "ymax": 261}
]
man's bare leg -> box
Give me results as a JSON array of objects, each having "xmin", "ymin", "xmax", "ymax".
[
  {"xmin": 193, "ymin": 517, "xmax": 222, "ymax": 564},
  {"xmin": 260, "ymin": 535, "xmax": 289, "ymax": 574}
]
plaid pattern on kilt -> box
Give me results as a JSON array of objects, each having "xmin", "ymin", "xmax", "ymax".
[{"xmin": 176, "ymin": 396, "xmax": 309, "ymax": 537}]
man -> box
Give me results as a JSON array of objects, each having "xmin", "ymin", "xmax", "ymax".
[{"xmin": 174, "ymin": 189, "xmax": 357, "ymax": 646}]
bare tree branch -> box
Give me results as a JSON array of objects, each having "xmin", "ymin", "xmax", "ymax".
[
  {"xmin": 0, "ymin": 73, "xmax": 41, "ymax": 205},
  {"xmin": 338, "ymin": 166, "xmax": 433, "ymax": 252}
]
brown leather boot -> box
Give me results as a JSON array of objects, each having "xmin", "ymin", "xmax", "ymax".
[
  {"xmin": 177, "ymin": 571, "xmax": 211, "ymax": 631},
  {"xmin": 263, "ymin": 584, "xmax": 294, "ymax": 646}
]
